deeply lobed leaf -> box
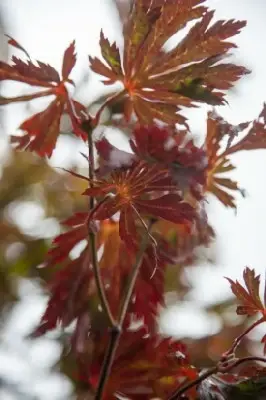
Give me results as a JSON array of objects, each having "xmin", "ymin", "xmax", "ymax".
[
  {"xmin": 80, "ymin": 327, "xmax": 198, "ymax": 399},
  {"xmin": 84, "ymin": 160, "xmax": 196, "ymax": 249},
  {"xmin": 1, "ymin": 40, "xmax": 87, "ymax": 157},
  {"xmin": 226, "ymin": 267, "xmax": 265, "ymax": 317},
  {"xmin": 205, "ymin": 105, "xmax": 266, "ymax": 208},
  {"xmin": 90, "ymin": 0, "xmax": 248, "ymax": 125},
  {"xmin": 96, "ymin": 124, "xmax": 207, "ymax": 202}
]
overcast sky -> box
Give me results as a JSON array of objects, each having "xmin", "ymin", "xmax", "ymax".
[{"xmin": 0, "ymin": 0, "xmax": 266, "ymax": 398}]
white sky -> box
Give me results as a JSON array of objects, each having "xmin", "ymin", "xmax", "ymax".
[{"xmin": 0, "ymin": 0, "xmax": 266, "ymax": 398}]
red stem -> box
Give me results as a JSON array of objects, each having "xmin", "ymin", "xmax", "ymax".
[
  {"xmin": 95, "ymin": 231, "xmax": 150, "ymax": 400},
  {"xmin": 0, "ymin": 89, "xmax": 54, "ymax": 105},
  {"xmin": 92, "ymin": 89, "xmax": 126, "ymax": 126},
  {"xmin": 169, "ymin": 316, "xmax": 266, "ymax": 399},
  {"xmin": 225, "ymin": 316, "xmax": 265, "ymax": 356},
  {"xmin": 85, "ymin": 91, "xmax": 151, "ymax": 399},
  {"xmin": 84, "ymin": 120, "xmax": 116, "ymax": 328},
  {"xmin": 169, "ymin": 356, "xmax": 266, "ymax": 400},
  {"xmin": 168, "ymin": 366, "xmax": 218, "ymax": 400}
]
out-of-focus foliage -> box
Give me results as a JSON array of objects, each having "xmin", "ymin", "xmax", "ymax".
[
  {"xmin": 0, "ymin": 140, "xmax": 257, "ymax": 397},
  {"xmin": 0, "ymin": 149, "xmax": 87, "ymax": 306},
  {"xmin": 1, "ymin": 0, "xmax": 266, "ymax": 398}
]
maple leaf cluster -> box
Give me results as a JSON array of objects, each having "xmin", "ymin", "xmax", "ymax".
[
  {"xmin": 2, "ymin": 0, "xmax": 266, "ymax": 398},
  {"xmin": 82, "ymin": 328, "xmax": 198, "ymax": 399}
]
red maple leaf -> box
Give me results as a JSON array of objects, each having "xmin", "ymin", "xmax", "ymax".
[
  {"xmin": 46, "ymin": 212, "xmax": 89, "ymax": 266},
  {"xmin": 32, "ymin": 213, "xmax": 95, "ymax": 340},
  {"xmin": 95, "ymin": 135, "xmax": 136, "ymax": 177},
  {"xmin": 226, "ymin": 266, "xmax": 266, "ymax": 353},
  {"xmin": 98, "ymin": 220, "xmax": 174, "ymax": 332},
  {"xmin": 130, "ymin": 124, "xmax": 207, "ymax": 199},
  {"xmin": 34, "ymin": 247, "xmax": 93, "ymax": 337},
  {"xmin": 226, "ymin": 267, "xmax": 266, "ymax": 317},
  {"xmin": 33, "ymin": 216, "xmax": 172, "ymax": 343},
  {"xmin": 205, "ymin": 105, "xmax": 266, "ymax": 208},
  {"xmin": 152, "ymin": 204, "xmax": 215, "ymax": 269},
  {"xmin": 32, "ymin": 213, "xmax": 104, "ymax": 340},
  {"xmin": 32, "ymin": 218, "xmax": 120, "ymax": 345},
  {"xmin": 84, "ymin": 160, "xmax": 195, "ymax": 248},
  {"xmin": 130, "ymin": 125, "xmax": 204, "ymax": 167},
  {"xmin": 131, "ymin": 238, "xmax": 168, "ymax": 332},
  {"xmin": 90, "ymin": 0, "xmax": 248, "ymax": 125},
  {"xmin": 81, "ymin": 327, "xmax": 198, "ymax": 399},
  {"xmin": 96, "ymin": 124, "xmax": 207, "ymax": 200},
  {"xmin": 0, "ymin": 39, "xmax": 87, "ymax": 157}
]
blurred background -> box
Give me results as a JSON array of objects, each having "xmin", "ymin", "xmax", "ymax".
[{"xmin": 0, "ymin": 0, "xmax": 266, "ymax": 398}]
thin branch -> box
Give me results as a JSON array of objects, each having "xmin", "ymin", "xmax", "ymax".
[
  {"xmin": 168, "ymin": 366, "xmax": 218, "ymax": 400},
  {"xmin": 118, "ymin": 232, "xmax": 150, "ymax": 323},
  {"xmin": 95, "ymin": 230, "xmax": 151, "ymax": 400},
  {"xmin": 88, "ymin": 232, "xmax": 115, "ymax": 327},
  {"xmin": 92, "ymin": 89, "xmax": 126, "ymax": 126},
  {"xmin": 85, "ymin": 121, "xmax": 116, "ymax": 328},
  {"xmin": 169, "ymin": 317, "xmax": 266, "ymax": 399},
  {"xmin": 169, "ymin": 356, "xmax": 266, "ymax": 400},
  {"xmin": 224, "ymin": 316, "xmax": 265, "ymax": 355},
  {"xmin": 223, "ymin": 355, "xmax": 266, "ymax": 371},
  {"xmin": 94, "ymin": 326, "xmax": 121, "ymax": 400}
]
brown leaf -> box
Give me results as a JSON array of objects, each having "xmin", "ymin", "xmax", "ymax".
[{"xmin": 90, "ymin": 1, "xmax": 247, "ymax": 125}]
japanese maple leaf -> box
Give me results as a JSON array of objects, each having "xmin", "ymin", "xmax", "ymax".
[
  {"xmin": 153, "ymin": 204, "xmax": 215, "ymax": 268},
  {"xmin": 131, "ymin": 125, "xmax": 205, "ymax": 168},
  {"xmin": 96, "ymin": 124, "xmax": 207, "ymax": 200},
  {"xmin": 32, "ymin": 216, "xmax": 114, "ymax": 344},
  {"xmin": 32, "ymin": 212, "xmax": 95, "ymax": 340},
  {"xmin": 226, "ymin": 266, "xmax": 266, "ymax": 354},
  {"xmin": 130, "ymin": 124, "xmax": 207, "ymax": 199},
  {"xmin": 84, "ymin": 160, "xmax": 196, "ymax": 248},
  {"xmin": 98, "ymin": 217, "xmax": 211, "ymax": 334},
  {"xmin": 81, "ymin": 327, "xmax": 198, "ymax": 399},
  {"xmin": 90, "ymin": 0, "xmax": 248, "ymax": 125},
  {"xmin": 130, "ymin": 237, "xmax": 168, "ymax": 332},
  {"xmin": 0, "ymin": 38, "xmax": 87, "ymax": 157},
  {"xmin": 95, "ymin": 135, "xmax": 137, "ymax": 177},
  {"xmin": 226, "ymin": 267, "xmax": 266, "ymax": 318},
  {"xmin": 33, "ymin": 213, "xmax": 104, "ymax": 336},
  {"xmin": 34, "ymin": 247, "xmax": 93, "ymax": 337},
  {"xmin": 34, "ymin": 214, "xmax": 172, "ymax": 344},
  {"xmin": 205, "ymin": 105, "xmax": 266, "ymax": 208},
  {"xmin": 97, "ymin": 219, "xmax": 176, "ymax": 332}
]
